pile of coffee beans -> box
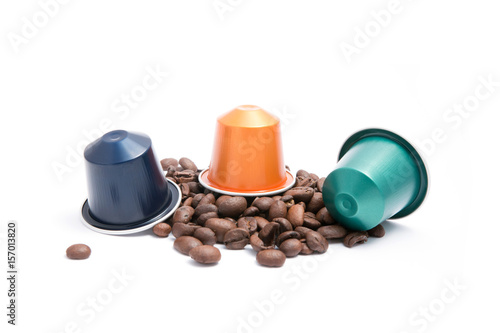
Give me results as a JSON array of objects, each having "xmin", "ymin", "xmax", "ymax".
[{"xmin": 154, "ymin": 157, "xmax": 385, "ymax": 266}]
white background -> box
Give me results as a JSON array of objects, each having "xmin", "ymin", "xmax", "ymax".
[{"xmin": 1, "ymin": 1, "xmax": 499, "ymax": 332}]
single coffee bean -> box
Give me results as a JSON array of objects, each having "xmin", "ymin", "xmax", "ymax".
[
  {"xmin": 173, "ymin": 206, "xmax": 195, "ymax": 224},
  {"xmin": 250, "ymin": 233, "xmax": 274, "ymax": 252},
  {"xmin": 166, "ymin": 165, "xmax": 177, "ymax": 177},
  {"xmin": 316, "ymin": 207, "xmax": 336, "ymax": 225},
  {"xmin": 316, "ymin": 177, "xmax": 326, "ymax": 192},
  {"xmin": 180, "ymin": 183, "xmax": 190, "ymax": 197},
  {"xmin": 272, "ymin": 195, "xmax": 282, "ymax": 201},
  {"xmin": 198, "ymin": 193, "xmax": 216, "ymax": 206},
  {"xmin": 285, "ymin": 187, "xmax": 315, "ymax": 203},
  {"xmin": 300, "ymin": 243, "xmax": 314, "ymax": 255},
  {"xmin": 174, "ymin": 236, "xmax": 203, "ymax": 255},
  {"xmin": 183, "ymin": 197, "xmax": 193, "ymax": 207},
  {"xmin": 287, "ymin": 204, "xmax": 305, "ymax": 228},
  {"xmin": 304, "ymin": 211, "xmax": 316, "ymax": 219},
  {"xmin": 187, "ymin": 182, "xmax": 202, "ymax": 194},
  {"xmin": 317, "ymin": 225, "xmax": 347, "ymax": 239},
  {"xmin": 193, "ymin": 227, "xmax": 217, "ymax": 245},
  {"xmin": 196, "ymin": 211, "xmax": 219, "ymax": 226},
  {"xmin": 189, "ymin": 245, "xmax": 221, "ymax": 264},
  {"xmin": 243, "ymin": 206, "xmax": 260, "ymax": 217},
  {"xmin": 194, "ymin": 204, "xmax": 218, "ymax": 218},
  {"xmin": 160, "ymin": 158, "xmax": 178, "ymax": 171},
  {"xmin": 218, "ymin": 196, "xmax": 247, "ymax": 218},
  {"xmin": 305, "ymin": 231, "xmax": 329, "ymax": 253},
  {"xmin": 174, "ymin": 170, "xmax": 197, "ymax": 183},
  {"xmin": 215, "ymin": 195, "xmax": 232, "ymax": 207},
  {"xmin": 191, "ymin": 193, "xmax": 205, "ymax": 208},
  {"xmin": 294, "ymin": 226, "xmax": 313, "ymax": 238},
  {"xmin": 205, "ymin": 218, "xmax": 237, "ymax": 243},
  {"xmin": 268, "ymin": 200, "xmax": 287, "ymax": 220},
  {"xmin": 343, "ymin": 232, "xmax": 369, "ymax": 248},
  {"xmin": 295, "ymin": 177, "xmax": 315, "ymax": 188},
  {"xmin": 252, "ymin": 197, "xmax": 275, "ymax": 212},
  {"xmin": 276, "ymin": 230, "xmax": 301, "ymax": 247},
  {"xmin": 255, "ymin": 216, "xmax": 270, "ymax": 230},
  {"xmin": 256, "ymin": 249, "xmax": 286, "ymax": 267},
  {"xmin": 296, "ymin": 169, "xmax": 310, "ymax": 178},
  {"xmin": 306, "ymin": 192, "xmax": 325, "ymax": 214},
  {"xmin": 153, "ymin": 223, "xmax": 172, "ymax": 237},
  {"xmin": 273, "ymin": 218, "xmax": 293, "ymax": 234},
  {"xmin": 259, "ymin": 222, "xmax": 280, "ymax": 246},
  {"xmin": 224, "ymin": 228, "xmax": 250, "ymax": 250},
  {"xmin": 309, "ymin": 173, "xmax": 319, "ymax": 181},
  {"xmin": 237, "ymin": 217, "xmax": 258, "ymax": 235},
  {"xmin": 279, "ymin": 239, "xmax": 302, "ymax": 257},
  {"xmin": 179, "ymin": 157, "xmax": 197, "ymax": 171},
  {"xmin": 172, "ymin": 222, "xmax": 199, "ymax": 238},
  {"xmin": 302, "ymin": 216, "xmax": 322, "ymax": 230},
  {"xmin": 367, "ymin": 224, "xmax": 385, "ymax": 238},
  {"xmin": 66, "ymin": 244, "xmax": 91, "ymax": 260}
]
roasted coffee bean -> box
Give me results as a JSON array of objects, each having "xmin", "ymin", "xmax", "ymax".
[
  {"xmin": 183, "ymin": 197, "xmax": 193, "ymax": 207},
  {"xmin": 343, "ymin": 232, "xmax": 369, "ymax": 248},
  {"xmin": 295, "ymin": 176, "xmax": 315, "ymax": 188},
  {"xmin": 187, "ymin": 182, "xmax": 202, "ymax": 194},
  {"xmin": 305, "ymin": 231, "xmax": 329, "ymax": 253},
  {"xmin": 172, "ymin": 206, "xmax": 195, "ymax": 224},
  {"xmin": 205, "ymin": 218, "xmax": 237, "ymax": 243},
  {"xmin": 309, "ymin": 173, "xmax": 319, "ymax": 181},
  {"xmin": 316, "ymin": 177, "xmax": 325, "ymax": 192},
  {"xmin": 302, "ymin": 216, "xmax": 322, "ymax": 230},
  {"xmin": 296, "ymin": 169, "xmax": 310, "ymax": 178},
  {"xmin": 252, "ymin": 197, "xmax": 275, "ymax": 212},
  {"xmin": 174, "ymin": 170, "xmax": 197, "ymax": 183},
  {"xmin": 256, "ymin": 249, "xmax": 286, "ymax": 267},
  {"xmin": 300, "ymin": 243, "xmax": 314, "ymax": 255},
  {"xmin": 172, "ymin": 222, "xmax": 199, "ymax": 238},
  {"xmin": 180, "ymin": 183, "xmax": 190, "ymax": 197},
  {"xmin": 198, "ymin": 193, "xmax": 216, "ymax": 206},
  {"xmin": 294, "ymin": 226, "xmax": 313, "ymax": 238},
  {"xmin": 273, "ymin": 218, "xmax": 293, "ymax": 234},
  {"xmin": 193, "ymin": 227, "xmax": 217, "ymax": 245},
  {"xmin": 317, "ymin": 225, "xmax": 347, "ymax": 239},
  {"xmin": 179, "ymin": 157, "xmax": 197, "ymax": 171},
  {"xmin": 304, "ymin": 211, "xmax": 316, "ymax": 219},
  {"xmin": 196, "ymin": 211, "xmax": 219, "ymax": 226},
  {"xmin": 259, "ymin": 222, "xmax": 280, "ymax": 246},
  {"xmin": 224, "ymin": 228, "xmax": 250, "ymax": 250},
  {"xmin": 174, "ymin": 236, "xmax": 203, "ymax": 255},
  {"xmin": 237, "ymin": 217, "xmax": 258, "ymax": 235},
  {"xmin": 280, "ymin": 195, "xmax": 295, "ymax": 208},
  {"xmin": 215, "ymin": 195, "xmax": 232, "ymax": 207},
  {"xmin": 279, "ymin": 239, "xmax": 302, "ymax": 257},
  {"xmin": 250, "ymin": 233, "xmax": 274, "ymax": 252},
  {"xmin": 189, "ymin": 245, "xmax": 221, "ymax": 264},
  {"xmin": 218, "ymin": 196, "xmax": 247, "ymax": 218},
  {"xmin": 166, "ymin": 165, "xmax": 177, "ymax": 177},
  {"xmin": 268, "ymin": 200, "xmax": 287, "ymax": 220},
  {"xmin": 191, "ymin": 193, "xmax": 205, "ymax": 208},
  {"xmin": 153, "ymin": 223, "xmax": 172, "ymax": 237},
  {"xmin": 272, "ymin": 195, "xmax": 282, "ymax": 201},
  {"xmin": 307, "ymin": 192, "xmax": 325, "ymax": 213},
  {"xmin": 243, "ymin": 206, "xmax": 260, "ymax": 217},
  {"xmin": 160, "ymin": 158, "xmax": 178, "ymax": 171},
  {"xmin": 298, "ymin": 201, "xmax": 307, "ymax": 209},
  {"xmin": 367, "ymin": 224, "xmax": 385, "ymax": 238},
  {"xmin": 255, "ymin": 216, "xmax": 270, "ymax": 230},
  {"xmin": 66, "ymin": 244, "xmax": 91, "ymax": 260},
  {"xmin": 194, "ymin": 204, "xmax": 218, "ymax": 218},
  {"xmin": 316, "ymin": 207, "xmax": 336, "ymax": 225},
  {"xmin": 276, "ymin": 231, "xmax": 301, "ymax": 247},
  {"xmin": 287, "ymin": 204, "xmax": 304, "ymax": 228},
  {"xmin": 284, "ymin": 187, "xmax": 315, "ymax": 203}
]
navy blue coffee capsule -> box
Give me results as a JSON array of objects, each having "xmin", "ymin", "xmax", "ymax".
[{"xmin": 81, "ymin": 130, "xmax": 181, "ymax": 235}]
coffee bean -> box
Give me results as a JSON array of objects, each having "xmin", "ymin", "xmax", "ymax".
[
  {"xmin": 191, "ymin": 193, "xmax": 205, "ymax": 208},
  {"xmin": 272, "ymin": 195, "xmax": 282, "ymax": 201},
  {"xmin": 174, "ymin": 236, "xmax": 203, "ymax": 255},
  {"xmin": 309, "ymin": 173, "xmax": 319, "ymax": 181},
  {"xmin": 218, "ymin": 196, "xmax": 247, "ymax": 218},
  {"xmin": 268, "ymin": 200, "xmax": 287, "ymax": 221},
  {"xmin": 279, "ymin": 239, "xmax": 302, "ymax": 257},
  {"xmin": 255, "ymin": 216, "xmax": 270, "ymax": 230},
  {"xmin": 172, "ymin": 222, "xmax": 199, "ymax": 238},
  {"xmin": 305, "ymin": 231, "xmax": 329, "ymax": 253},
  {"xmin": 284, "ymin": 187, "xmax": 315, "ymax": 203},
  {"xmin": 256, "ymin": 249, "xmax": 286, "ymax": 267},
  {"xmin": 215, "ymin": 195, "xmax": 232, "ymax": 207},
  {"xmin": 295, "ymin": 177, "xmax": 315, "ymax": 188},
  {"xmin": 367, "ymin": 224, "xmax": 385, "ymax": 238},
  {"xmin": 237, "ymin": 217, "xmax": 258, "ymax": 235},
  {"xmin": 198, "ymin": 193, "xmax": 216, "ymax": 206},
  {"xmin": 276, "ymin": 231, "xmax": 301, "ymax": 247},
  {"xmin": 300, "ymin": 243, "xmax": 314, "ymax": 255},
  {"xmin": 243, "ymin": 206, "xmax": 260, "ymax": 217},
  {"xmin": 224, "ymin": 228, "xmax": 250, "ymax": 250},
  {"xmin": 205, "ymin": 218, "xmax": 237, "ymax": 243},
  {"xmin": 187, "ymin": 182, "xmax": 202, "ymax": 194},
  {"xmin": 180, "ymin": 183, "xmax": 190, "ymax": 197},
  {"xmin": 66, "ymin": 244, "xmax": 91, "ymax": 260},
  {"xmin": 196, "ymin": 211, "xmax": 219, "ymax": 226},
  {"xmin": 183, "ymin": 197, "xmax": 193, "ymax": 207},
  {"xmin": 250, "ymin": 233, "xmax": 274, "ymax": 252},
  {"xmin": 306, "ymin": 192, "xmax": 325, "ymax": 213},
  {"xmin": 272, "ymin": 218, "xmax": 293, "ymax": 234},
  {"xmin": 287, "ymin": 204, "xmax": 304, "ymax": 228},
  {"xmin": 280, "ymin": 195, "xmax": 295, "ymax": 208},
  {"xmin": 294, "ymin": 226, "xmax": 313, "ymax": 238},
  {"xmin": 173, "ymin": 206, "xmax": 195, "ymax": 224},
  {"xmin": 252, "ymin": 197, "xmax": 275, "ymax": 212},
  {"xmin": 153, "ymin": 223, "xmax": 172, "ymax": 237},
  {"xmin": 317, "ymin": 225, "xmax": 347, "ymax": 239},
  {"xmin": 179, "ymin": 157, "xmax": 197, "ymax": 171},
  {"xmin": 174, "ymin": 170, "xmax": 197, "ymax": 183},
  {"xmin": 160, "ymin": 158, "xmax": 178, "ymax": 171},
  {"xmin": 194, "ymin": 204, "xmax": 218, "ymax": 218},
  {"xmin": 343, "ymin": 232, "xmax": 368, "ymax": 248},
  {"xmin": 189, "ymin": 245, "xmax": 221, "ymax": 264},
  {"xmin": 259, "ymin": 222, "xmax": 280, "ymax": 246},
  {"xmin": 316, "ymin": 207, "xmax": 336, "ymax": 225},
  {"xmin": 316, "ymin": 177, "xmax": 325, "ymax": 192},
  {"xmin": 296, "ymin": 169, "xmax": 310, "ymax": 178},
  {"xmin": 302, "ymin": 216, "xmax": 322, "ymax": 230},
  {"xmin": 166, "ymin": 165, "xmax": 176, "ymax": 177},
  {"xmin": 193, "ymin": 227, "xmax": 217, "ymax": 245}
]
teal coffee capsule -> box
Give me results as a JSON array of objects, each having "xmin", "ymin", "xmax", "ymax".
[{"xmin": 322, "ymin": 129, "xmax": 429, "ymax": 231}]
